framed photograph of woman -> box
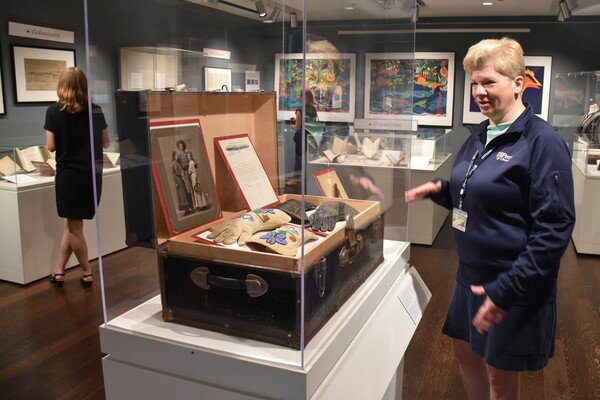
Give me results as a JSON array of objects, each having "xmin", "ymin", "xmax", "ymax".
[
  {"xmin": 364, "ymin": 52, "xmax": 455, "ymax": 126},
  {"xmin": 275, "ymin": 52, "xmax": 356, "ymax": 122},
  {"xmin": 150, "ymin": 120, "xmax": 222, "ymax": 236}
]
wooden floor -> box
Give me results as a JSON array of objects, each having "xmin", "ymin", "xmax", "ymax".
[{"xmin": 0, "ymin": 220, "xmax": 599, "ymax": 399}]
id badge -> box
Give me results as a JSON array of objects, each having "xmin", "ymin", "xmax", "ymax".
[{"xmin": 452, "ymin": 208, "xmax": 468, "ymax": 232}]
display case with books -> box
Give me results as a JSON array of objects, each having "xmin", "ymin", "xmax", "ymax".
[
  {"xmin": 553, "ymin": 70, "xmax": 600, "ymax": 176},
  {"xmin": 0, "ymin": 144, "xmax": 55, "ymax": 187},
  {"xmin": 572, "ymin": 138, "xmax": 600, "ymax": 176},
  {"xmin": 307, "ymin": 127, "xmax": 452, "ymax": 243},
  {"xmin": 312, "ymin": 126, "xmax": 451, "ymax": 171}
]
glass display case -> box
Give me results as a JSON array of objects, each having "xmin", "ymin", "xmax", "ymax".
[
  {"xmin": 572, "ymin": 139, "xmax": 600, "ymax": 177},
  {"xmin": 554, "ymin": 71, "xmax": 600, "ymax": 255},
  {"xmin": 553, "ymin": 70, "xmax": 600, "ymax": 176},
  {"xmin": 119, "ymin": 46, "xmax": 249, "ymax": 93},
  {"xmin": 0, "ymin": 142, "xmax": 126, "ymax": 284},
  {"xmin": 89, "ymin": 1, "xmax": 430, "ymax": 399},
  {"xmin": 0, "ymin": 143, "xmax": 55, "ymax": 188},
  {"xmin": 306, "ymin": 128, "xmax": 452, "ymax": 243},
  {"xmin": 309, "ymin": 126, "xmax": 451, "ymax": 170},
  {"xmin": 0, "ymin": 138, "xmax": 121, "ymax": 189}
]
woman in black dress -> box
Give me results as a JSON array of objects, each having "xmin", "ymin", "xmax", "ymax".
[{"xmin": 45, "ymin": 67, "xmax": 110, "ymax": 287}]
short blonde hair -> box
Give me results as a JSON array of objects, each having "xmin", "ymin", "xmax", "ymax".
[
  {"xmin": 57, "ymin": 67, "xmax": 88, "ymax": 114},
  {"xmin": 463, "ymin": 37, "xmax": 526, "ymax": 79}
]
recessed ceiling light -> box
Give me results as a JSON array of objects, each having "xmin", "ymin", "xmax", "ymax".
[
  {"xmin": 344, "ymin": 6, "xmax": 354, "ymax": 10},
  {"xmin": 483, "ymin": 2, "xmax": 493, "ymax": 5}
]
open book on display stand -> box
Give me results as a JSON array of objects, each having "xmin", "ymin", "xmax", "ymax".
[
  {"xmin": 15, "ymin": 146, "xmax": 45, "ymax": 173},
  {"xmin": 103, "ymin": 152, "xmax": 120, "ymax": 167},
  {"xmin": 322, "ymin": 136, "xmax": 349, "ymax": 163},
  {"xmin": 0, "ymin": 156, "xmax": 23, "ymax": 176}
]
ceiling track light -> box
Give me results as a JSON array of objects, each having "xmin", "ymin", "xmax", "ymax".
[
  {"xmin": 264, "ymin": 5, "xmax": 280, "ymax": 23},
  {"xmin": 564, "ymin": 0, "xmax": 578, "ymax": 11},
  {"xmin": 411, "ymin": 5, "xmax": 419, "ymax": 23},
  {"xmin": 255, "ymin": 0, "xmax": 267, "ymax": 18},
  {"xmin": 559, "ymin": 1, "xmax": 571, "ymax": 19},
  {"xmin": 290, "ymin": 11, "xmax": 297, "ymax": 28}
]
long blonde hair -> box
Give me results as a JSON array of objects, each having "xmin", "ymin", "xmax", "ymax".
[{"xmin": 57, "ymin": 67, "xmax": 88, "ymax": 114}]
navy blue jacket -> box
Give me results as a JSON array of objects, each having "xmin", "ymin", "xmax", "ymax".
[{"xmin": 430, "ymin": 105, "xmax": 575, "ymax": 309}]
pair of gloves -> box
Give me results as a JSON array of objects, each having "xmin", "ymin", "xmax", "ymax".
[
  {"xmin": 273, "ymin": 198, "xmax": 358, "ymax": 232},
  {"xmin": 207, "ymin": 200, "xmax": 359, "ymax": 247}
]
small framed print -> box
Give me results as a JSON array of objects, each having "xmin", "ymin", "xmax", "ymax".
[
  {"xmin": 313, "ymin": 168, "xmax": 349, "ymax": 199},
  {"xmin": 214, "ymin": 134, "xmax": 279, "ymax": 211},
  {"xmin": 204, "ymin": 67, "xmax": 232, "ymax": 91},
  {"xmin": 11, "ymin": 45, "xmax": 75, "ymax": 103}
]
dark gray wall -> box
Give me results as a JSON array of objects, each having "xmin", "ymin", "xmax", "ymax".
[
  {"xmin": 413, "ymin": 17, "xmax": 600, "ymax": 151},
  {"xmin": 1, "ymin": 1, "xmax": 599, "ymax": 152},
  {"xmin": 0, "ymin": 0, "xmax": 86, "ymax": 145}
]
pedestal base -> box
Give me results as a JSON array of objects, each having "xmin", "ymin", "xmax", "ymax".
[{"xmin": 100, "ymin": 241, "xmax": 430, "ymax": 399}]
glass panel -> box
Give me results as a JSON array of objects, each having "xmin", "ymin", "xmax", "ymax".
[
  {"xmin": 553, "ymin": 71, "xmax": 600, "ymax": 176},
  {"xmin": 298, "ymin": 0, "xmax": 416, "ymax": 360},
  {"xmin": 88, "ymin": 0, "xmax": 415, "ymax": 383}
]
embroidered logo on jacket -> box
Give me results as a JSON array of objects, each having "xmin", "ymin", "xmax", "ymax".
[{"xmin": 496, "ymin": 152, "xmax": 513, "ymax": 162}]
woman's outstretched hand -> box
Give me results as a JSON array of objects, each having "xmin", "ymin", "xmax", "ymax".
[{"xmin": 404, "ymin": 181, "xmax": 442, "ymax": 203}]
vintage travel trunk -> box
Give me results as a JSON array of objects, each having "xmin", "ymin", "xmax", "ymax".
[{"xmin": 116, "ymin": 91, "xmax": 384, "ymax": 349}]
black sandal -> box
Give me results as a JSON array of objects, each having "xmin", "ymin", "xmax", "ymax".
[
  {"xmin": 80, "ymin": 273, "xmax": 93, "ymax": 287},
  {"xmin": 50, "ymin": 273, "xmax": 65, "ymax": 288}
]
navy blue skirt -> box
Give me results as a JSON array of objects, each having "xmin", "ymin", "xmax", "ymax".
[{"xmin": 442, "ymin": 282, "xmax": 556, "ymax": 371}]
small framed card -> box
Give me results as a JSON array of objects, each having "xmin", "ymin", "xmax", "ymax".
[
  {"xmin": 313, "ymin": 168, "xmax": 349, "ymax": 199},
  {"xmin": 214, "ymin": 134, "xmax": 279, "ymax": 211}
]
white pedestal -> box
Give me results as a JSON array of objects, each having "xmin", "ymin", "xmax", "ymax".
[
  {"xmin": 571, "ymin": 161, "xmax": 600, "ymax": 254},
  {"xmin": 100, "ymin": 240, "xmax": 430, "ymax": 400},
  {"xmin": 0, "ymin": 167, "xmax": 127, "ymax": 284}
]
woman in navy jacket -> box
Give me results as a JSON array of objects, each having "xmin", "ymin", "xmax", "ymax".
[{"xmin": 406, "ymin": 38, "xmax": 575, "ymax": 399}]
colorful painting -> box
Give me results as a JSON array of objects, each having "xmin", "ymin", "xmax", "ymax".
[
  {"xmin": 274, "ymin": 53, "xmax": 356, "ymax": 122},
  {"xmin": 462, "ymin": 56, "xmax": 552, "ymax": 124},
  {"xmin": 364, "ymin": 52, "xmax": 455, "ymax": 126}
]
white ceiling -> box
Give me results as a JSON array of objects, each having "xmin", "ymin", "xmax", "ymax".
[{"xmin": 187, "ymin": 0, "xmax": 600, "ymax": 22}]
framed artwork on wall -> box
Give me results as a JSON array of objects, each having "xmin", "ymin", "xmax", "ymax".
[
  {"xmin": 0, "ymin": 48, "xmax": 5, "ymax": 115},
  {"xmin": 204, "ymin": 67, "xmax": 232, "ymax": 91},
  {"xmin": 364, "ymin": 52, "xmax": 455, "ymax": 127},
  {"xmin": 275, "ymin": 52, "xmax": 356, "ymax": 122},
  {"xmin": 11, "ymin": 45, "xmax": 75, "ymax": 103},
  {"xmin": 462, "ymin": 56, "xmax": 552, "ymax": 124}
]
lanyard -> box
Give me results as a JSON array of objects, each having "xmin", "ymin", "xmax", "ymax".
[{"xmin": 458, "ymin": 147, "xmax": 494, "ymax": 210}]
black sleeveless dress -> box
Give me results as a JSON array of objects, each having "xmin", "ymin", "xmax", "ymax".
[{"xmin": 44, "ymin": 103, "xmax": 107, "ymax": 219}]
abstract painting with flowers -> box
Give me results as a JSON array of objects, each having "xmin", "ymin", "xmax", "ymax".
[
  {"xmin": 364, "ymin": 52, "xmax": 456, "ymax": 127},
  {"xmin": 274, "ymin": 53, "xmax": 356, "ymax": 122}
]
